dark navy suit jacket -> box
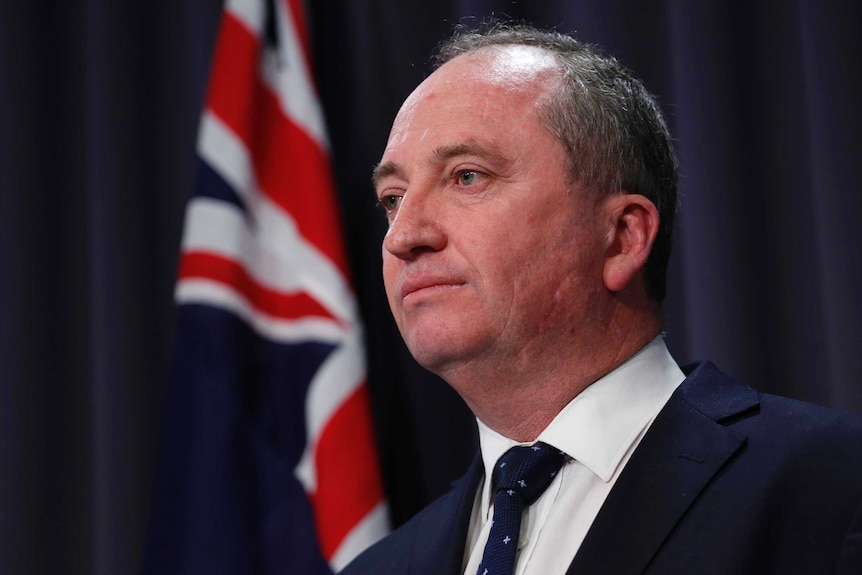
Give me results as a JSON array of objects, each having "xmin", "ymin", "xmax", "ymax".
[{"xmin": 340, "ymin": 362, "xmax": 862, "ymax": 574}]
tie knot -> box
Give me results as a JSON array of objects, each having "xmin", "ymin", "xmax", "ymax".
[{"xmin": 491, "ymin": 442, "xmax": 566, "ymax": 505}]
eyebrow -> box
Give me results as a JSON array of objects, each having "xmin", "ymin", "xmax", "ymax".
[
  {"xmin": 371, "ymin": 161, "xmax": 399, "ymax": 189},
  {"xmin": 371, "ymin": 140, "xmax": 509, "ymax": 189},
  {"xmin": 433, "ymin": 141, "xmax": 507, "ymax": 166}
]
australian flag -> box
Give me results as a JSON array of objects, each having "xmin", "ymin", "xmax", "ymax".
[{"xmin": 143, "ymin": 0, "xmax": 388, "ymax": 573}]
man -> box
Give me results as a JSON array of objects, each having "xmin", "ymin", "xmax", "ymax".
[{"xmin": 341, "ymin": 23, "xmax": 862, "ymax": 575}]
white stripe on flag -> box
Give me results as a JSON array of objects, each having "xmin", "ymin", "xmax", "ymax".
[
  {"xmin": 227, "ymin": 0, "xmax": 329, "ymax": 149},
  {"xmin": 197, "ymin": 111, "xmax": 255, "ymax": 207},
  {"xmin": 294, "ymin": 325, "xmax": 366, "ymax": 492},
  {"xmin": 176, "ymin": 279, "xmax": 346, "ymax": 345},
  {"xmin": 180, "ymin": 197, "xmax": 359, "ymax": 324},
  {"xmin": 330, "ymin": 501, "xmax": 390, "ymax": 571},
  {"xmin": 265, "ymin": 0, "xmax": 329, "ymax": 149},
  {"xmin": 225, "ymin": 0, "xmax": 265, "ymax": 37}
]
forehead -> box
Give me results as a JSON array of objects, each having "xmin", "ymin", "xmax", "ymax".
[
  {"xmin": 444, "ymin": 43, "xmax": 561, "ymax": 88},
  {"xmin": 380, "ymin": 46, "xmax": 562, "ymax": 163}
]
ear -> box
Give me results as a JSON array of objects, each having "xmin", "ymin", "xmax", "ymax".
[{"xmin": 602, "ymin": 194, "xmax": 660, "ymax": 293}]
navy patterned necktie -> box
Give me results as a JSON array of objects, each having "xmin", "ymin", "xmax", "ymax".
[{"xmin": 476, "ymin": 442, "xmax": 567, "ymax": 575}]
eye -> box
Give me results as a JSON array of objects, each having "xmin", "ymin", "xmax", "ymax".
[
  {"xmin": 376, "ymin": 194, "xmax": 403, "ymax": 215},
  {"xmin": 458, "ymin": 170, "xmax": 478, "ymax": 185}
]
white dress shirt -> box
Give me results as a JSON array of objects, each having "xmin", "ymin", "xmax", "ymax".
[{"xmin": 462, "ymin": 336, "xmax": 686, "ymax": 575}]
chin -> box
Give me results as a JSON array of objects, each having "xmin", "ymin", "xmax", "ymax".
[
  {"xmin": 397, "ymin": 308, "xmax": 493, "ymax": 369},
  {"xmin": 405, "ymin": 343, "xmax": 458, "ymax": 374},
  {"xmin": 405, "ymin": 331, "xmax": 489, "ymax": 376},
  {"xmin": 402, "ymin": 328, "xmax": 453, "ymax": 363}
]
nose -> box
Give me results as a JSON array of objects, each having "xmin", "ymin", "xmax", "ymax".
[{"xmin": 382, "ymin": 188, "xmax": 447, "ymax": 260}]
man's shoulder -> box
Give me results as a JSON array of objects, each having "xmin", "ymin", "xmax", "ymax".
[
  {"xmin": 677, "ymin": 360, "xmax": 862, "ymax": 466},
  {"xmin": 603, "ymin": 361, "xmax": 862, "ymax": 573},
  {"xmin": 680, "ymin": 360, "xmax": 862, "ymax": 421},
  {"xmin": 744, "ymin": 390, "xmax": 862, "ymax": 465}
]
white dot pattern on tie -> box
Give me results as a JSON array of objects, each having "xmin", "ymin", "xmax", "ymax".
[{"xmin": 476, "ymin": 442, "xmax": 567, "ymax": 575}]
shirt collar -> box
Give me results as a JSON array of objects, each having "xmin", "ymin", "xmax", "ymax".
[{"xmin": 476, "ymin": 336, "xmax": 685, "ymax": 514}]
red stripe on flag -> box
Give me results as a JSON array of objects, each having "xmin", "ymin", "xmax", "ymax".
[
  {"xmin": 206, "ymin": 13, "xmax": 258, "ymax": 152},
  {"xmin": 310, "ymin": 384, "xmax": 385, "ymax": 560},
  {"xmin": 206, "ymin": 12, "xmax": 349, "ymax": 277},
  {"xmin": 179, "ymin": 251, "xmax": 337, "ymax": 321}
]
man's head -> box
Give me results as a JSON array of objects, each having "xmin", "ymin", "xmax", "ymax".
[{"xmin": 372, "ymin": 24, "xmax": 673, "ymax": 424}]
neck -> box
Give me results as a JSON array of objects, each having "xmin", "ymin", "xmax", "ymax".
[{"xmin": 442, "ymin": 307, "xmax": 663, "ymax": 442}]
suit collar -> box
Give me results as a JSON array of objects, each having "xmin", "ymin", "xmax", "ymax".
[
  {"xmin": 677, "ymin": 361, "xmax": 759, "ymax": 423},
  {"xmin": 567, "ymin": 361, "xmax": 758, "ymax": 575}
]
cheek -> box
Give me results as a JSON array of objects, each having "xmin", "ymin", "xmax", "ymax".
[{"xmin": 510, "ymin": 224, "xmax": 597, "ymax": 306}]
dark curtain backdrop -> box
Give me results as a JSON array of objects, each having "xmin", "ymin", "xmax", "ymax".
[{"xmin": 2, "ymin": 1, "xmax": 860, "ymax": 574}]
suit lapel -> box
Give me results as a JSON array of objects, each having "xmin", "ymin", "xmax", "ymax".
[
  {"xmin": 567, "ymin": 362, "xmax": 758, "ymax": 575},
  {"xmin": 408, "ymin": 454, "xmax": 484, "ymax": 575}
]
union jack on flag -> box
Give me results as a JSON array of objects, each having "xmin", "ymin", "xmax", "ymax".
[{"xmin": 144, "ymin": 0, "xmax": 388, "ymax": 573}]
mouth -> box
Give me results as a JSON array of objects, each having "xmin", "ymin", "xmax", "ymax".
[{"xmin": 400, "ymin": 276, "xmax": 465, "ymax": 302}]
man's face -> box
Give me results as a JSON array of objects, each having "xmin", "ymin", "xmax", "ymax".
[{"xmin": 374, "ymin": 46, "xmax": 611, "ymax": 379}]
